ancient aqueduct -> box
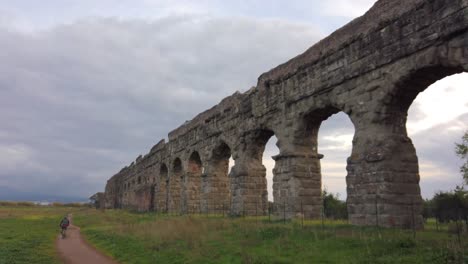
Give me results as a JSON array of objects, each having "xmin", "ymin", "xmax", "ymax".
[{"xmin": 103, "ymin": 0, "xmax": 468, "ymax": 228}]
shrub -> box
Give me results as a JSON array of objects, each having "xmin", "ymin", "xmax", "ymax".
[
  {"xmin": 397, "ymin": 237, "xmax": 416, "ymax": 249},
  {"xmin": 432, "ymin": 187, "xmax": 468, "ymax": 223},
  {"xmin": 16, "ymin": 201, "xmax": 35, "ymax": 207},
  {"xmin": 64, "ymin": 203, "xmax": 86, "ymax": 207},
  {"xmin": 322, "ymin": 190, "xmax": 348, "ymax": 220}
]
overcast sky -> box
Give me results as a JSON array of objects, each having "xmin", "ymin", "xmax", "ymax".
[{"xmin": 0, "ymin": 0, "xmax": 466, "ymax": 200}]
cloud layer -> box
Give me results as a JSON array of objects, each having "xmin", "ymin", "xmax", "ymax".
[
  {"xmin": 0, "ymin": 15, "xmax": 322, "ymax": 197},
  {"xmin": 0, "ymin": 0, "xmax": 466, "ymax": 201}
]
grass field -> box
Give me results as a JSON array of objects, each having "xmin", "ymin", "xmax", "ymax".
[
  {"xmin": 0, "ymin": 205, "xmax": 82, "ymax": 264},
  {"xmin": 75, "ymin": 211, "xmax": 467, "ymax": 264},
  {"xmin": 1, "ymin": 206, "xmax": 467, "ymax": 264}
]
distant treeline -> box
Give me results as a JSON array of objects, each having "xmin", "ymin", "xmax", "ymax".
[
  {"xmin": 321, "ymin": 187, "xmax": 468, "ymax": 224},
  {"xmin": 279, "ymin": 187, "xmax": 468, "ymax": 224},
  {"xmin": 268, "ymin": 190, "xmax": 348, "ymax": 220},
  {"xmin": 0, "ymin": 201, "xmax": 89, "ymax": 207},
  {"xmin": 423, "ymin": 186, "xmax": 468, "ymax": 224}
]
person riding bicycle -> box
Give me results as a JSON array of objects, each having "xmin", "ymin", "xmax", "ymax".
[{"xmin": 59, "ymin": 215, "xmax": 70, "ymax": 237}]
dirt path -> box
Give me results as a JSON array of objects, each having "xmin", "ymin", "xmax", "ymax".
[{"xmin": 56, "ymin": 214, "xmax": 118, "ymax": 264}]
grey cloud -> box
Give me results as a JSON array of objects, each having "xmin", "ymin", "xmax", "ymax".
[
  {"xmin": 407, "ymin": 101, "xmax": 428, "ymax": 121},
  {"xmin": 411, "ymin": 114, "xmax": 468, "ymax": 168},
  {"xmin": 2, "ymin": 11, "xmax": 464, "ymax": 201},
  {"xmin": 0, "ymin": 15, "xmax": 322, "ymax": 197}
]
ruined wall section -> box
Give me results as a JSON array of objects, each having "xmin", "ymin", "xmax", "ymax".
[
  {"xmin": 104, "ymin": 90, "xmax": 252, "ymax": 210},
  {"xmin": 103, "ymin": 0, "xmax": 468, "ymax": 227}
]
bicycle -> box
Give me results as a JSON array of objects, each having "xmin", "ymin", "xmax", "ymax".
[
  {"xmin": 59, "ymin": 215, "xmax": 70, "ymax": 239},
  {"xmin": 60, "ymin": 227, "xmax": 67, "ymax": 239}
]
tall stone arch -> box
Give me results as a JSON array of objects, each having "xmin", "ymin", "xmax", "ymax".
[
  {"xmin": 156, "ymin": 163, "xmax": 169, "ymax": 212},
  {"xmin": 169, "ymin": 158, "xmax": 183, "ymax": 214},
  {"xmin": 184, "ymin": 151, "xmax": 203, "ymax": 214},
  {"xmin": 230, "ymin": 129, "xmax": 276, "ymax": 216},
  {"xmin": 202, "ymin": 141, "xmax": 233, "ymax": 213}
]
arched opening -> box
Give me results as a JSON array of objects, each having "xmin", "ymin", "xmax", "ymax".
[
  {"xmin": 345, "ymin": 66, "xmax": 468, "ymax": 228},
  {"xmin": 390, "ymin": 69, "xmax": 468, "ymax": 224},
  {"xmin": 169, "ymin": 158, "xmax": 183, "ymax": 214},
  {"xmin": 156, "ymin": 164, "xmax": 169, "ymax": 213},
  {"xmin": 318, "ymin": 112, "xmax": 355, "ymax": 220},
  {"xmin": 148, "ymin": 177, "xmax": 156, "ymax": 211},
  {"xmin": 185, "ymin": 151, "xmax": 203, "ymax": 214},
  {"xmin": 206, "ymin": 142, "xmax": 233, "ymax": 213},
  {"xmin": 232, "ymin": 129, "xmax": 275, "ymax": 216},
  {"xmin": 293, "ymin": 106, "xmax": 355, "ymax": 219},
  {"xmin": 263, "ymin": 136, "xmax": 280, "ymax": 204}
]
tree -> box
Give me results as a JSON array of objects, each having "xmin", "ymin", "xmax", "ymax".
[
  {"xmin": 422, "ymin": 198, "xmax": 434, "ymax": 221},
  {"xmin": 455, "ymin": 131, "xmax": 468, "ymax": 185},
  {"xmin": 432, "ymin": 189, "xmax": 467, "ymax": 223},
  {"xmin": 322, "ymin": 190, "xmax": 348, "ymax": 220}
]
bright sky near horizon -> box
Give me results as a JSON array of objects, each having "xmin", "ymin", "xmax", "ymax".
[{"xmin": 0, "ymin": 0, "xmax": 466, "ymax": 200}]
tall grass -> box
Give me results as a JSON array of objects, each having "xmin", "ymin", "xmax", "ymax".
[
  {"xmin": 1, "ymin": 206, "xmax": 466, "ymax": 264},
  {"xmin": 74, "ymin": 210, "xmax": 468, "ymax": 264}
]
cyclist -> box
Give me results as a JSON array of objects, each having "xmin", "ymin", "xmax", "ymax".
[{"xmin": 59, "ymin": 215, "xmax": 70, "ymax": 238}]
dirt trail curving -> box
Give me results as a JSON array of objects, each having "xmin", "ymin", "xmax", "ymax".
[{"xmin": 56, "ymin": 214, "xmax": 118, "ymax": 264}]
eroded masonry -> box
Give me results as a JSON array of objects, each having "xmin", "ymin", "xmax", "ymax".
[{"xmin": 103, "ymin": 0, "xmax": 468, "ymax": 228}]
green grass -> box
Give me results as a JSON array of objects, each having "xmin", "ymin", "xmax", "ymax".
[
  {"xmin": 0, "ymin": 206, "xmax": 83, "ymax": 264},
  {"xmin": 1, "ymin": 206, "xmax": 467, "ymax": 264},
  {"xmin": 73, "ymin": 210, "xmax": 468, "ymax": 264}
]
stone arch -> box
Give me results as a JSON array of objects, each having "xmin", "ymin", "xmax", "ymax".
[
  {"xmin": 168, "ymin": 158, "xmax": 183, "ymax": 213},
  {"xmin": 183, "ymin": 151, "xmax": 203, "ymax": 213},
  {"xmin": 202, "ymin": 141, "xmax": 232, "ymax": 213},
  {"xmin": 156, "ymin": 163, "xmax": 169, "ymax": 212},
  {"xmin": 348, "ymin": 65, "xmax": 467, "ymax": 228},
  {"xmin": 230, "ymin": 128, "xmax": 277, "ymax": 216},
  {"xmin": 318, "ymin": 112, "xmax": 355, "ymax": 207},
  {"xmin": 275, "ymin": 105, "xmax": 355, "ymax": 219},
  {"xmin": 148, "ymin": 175, "xmax": 156, "ymax": 211},
  {"xmin": 384, "ymin": 66, "xmax": 465, "ymax": 133},
  {"xmin": 245, "ymin": 129, "xmax": 275, "ymax": 161},
  {"xmin": 300, "ymin": 106, "xmax": 345, "ymax": 152}
]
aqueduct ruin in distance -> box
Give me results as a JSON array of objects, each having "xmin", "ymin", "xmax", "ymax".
[{"xmin": 103, "ymin": 0, "xmax": 468, "ymax": 228}]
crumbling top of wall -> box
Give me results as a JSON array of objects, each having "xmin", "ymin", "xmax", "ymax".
[
  {"xmin": 150, "ymin": 139, "xmax": 166, "ymax": 154},
  {"xmin": 167, "ymin": 91, "xmax": 245, "ymax": 141},
  {"xmin": 257, "ymin": 0, "xmax": 425, "ymax": 86}
]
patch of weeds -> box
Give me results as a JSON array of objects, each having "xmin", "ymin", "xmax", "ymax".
[
  {"xmin": 396, "ymin": 237, "xmax": 417, "ymax": 249},
  {"xmin": 429, "ymin": 247, "xmax": 467, "ymax": 264},
  {"xmin": 257, "ymin": 226, "xmax": 286, "ymax": 240}
]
